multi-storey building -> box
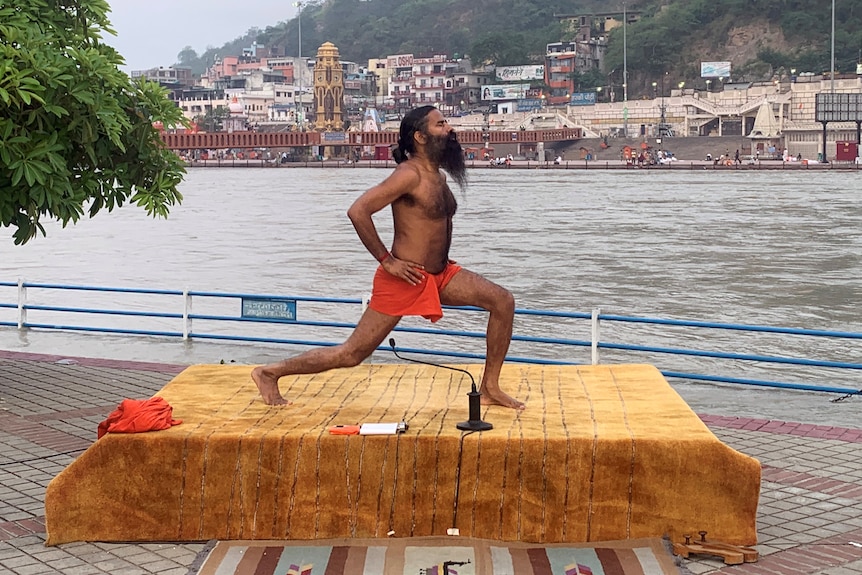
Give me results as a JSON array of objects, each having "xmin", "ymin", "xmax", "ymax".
[
  {"xmin": 131, "ymin": 66, "xmax": 194, "ymax": 90},
  {"xmin": 545, "ymin": 15, "xmax": 611, "ymax": 105},
  {"xmin": 444, "ymin": 58, "xmax": 494, "ymax": 112},
  {"xmin": 343, "ymin": 69, "xmax": 378, "ymax": 122},
  {"xmin": 411, "ymin": 55, "xmax": 448, "ymax": 106},
  {"xmin": 172, "ymin": 87, "xmax": 227, "ymax": 125},
  {"xmin": 367, "ymin": 58, "xmax": 391, "ymax": 107},
  {"xmin": 545, "ymin": 41, "xmax": 576, "ymax": 105},
  {"xmin": 386, "ymin": 54, "xmax": 414, "ymax": 115}
]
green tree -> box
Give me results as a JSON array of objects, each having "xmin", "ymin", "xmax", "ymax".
[
  {"xmin": 196, "ymin": 106, "xmax": 230, "ymax": 133},
  {"xmin": 176, "ymin": 45, "xmax": 199, "ymax": 67},
  {"xmin": 0, "ymin": 0, "xmax": 187, "ymax": 245}
]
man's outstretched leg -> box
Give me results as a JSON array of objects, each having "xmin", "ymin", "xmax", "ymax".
[
  {"xmin": 251, "ymin": 308, "xmax": 402, "ymax": 405},
  {"xmin": 440, "ymin": 269, "xmax": 524, "ymax": 410}
]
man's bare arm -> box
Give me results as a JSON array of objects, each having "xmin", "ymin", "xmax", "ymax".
[{"xmin": 347, "ymin": 164, "xmax": 419, "ymax": 262}]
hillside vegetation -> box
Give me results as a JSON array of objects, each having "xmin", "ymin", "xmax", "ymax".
[{"xmin": 175, "ymin": 0, "xmax": 862, "ymax": 96}]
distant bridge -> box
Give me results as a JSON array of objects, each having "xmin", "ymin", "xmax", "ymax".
[{"xmin": 159, "ymin": 128, "xmax": 582, "ymax": 150}]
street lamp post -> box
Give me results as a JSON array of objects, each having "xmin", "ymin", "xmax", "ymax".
[
  {"xmin": 293, "ymin": 1, "xmax": 303, "ymax": 131},
  {"xmin": 659, "ymin": 73, "xmax": 667, "ymax": 136},
  {"xmin": 830, "ymin": 0, "xmax": 835, "ymax": 93},
  {"xmin": 652, "ymin": 78, "xmax": 666, "ymax": 137},
  {"xmin": 622, "ymin": 2, "xmax": 628, "ymax": 138}
]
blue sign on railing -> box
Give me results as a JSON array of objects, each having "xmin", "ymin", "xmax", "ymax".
[
  {"xmin": 322, "ymin": 132, "xmax": 347, "ymax": 143},
  {"xmin": 241, "ymin": 298, "xmax": 297, "ymax": 321}
]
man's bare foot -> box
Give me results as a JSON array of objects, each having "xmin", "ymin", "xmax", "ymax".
[
  {"xmin": 251, "ymin": 366, "xmax": 291, "ymax": 406},
  {"xmin": 480, "ymin": 387, "xmax": 525, "ymax": 410}
]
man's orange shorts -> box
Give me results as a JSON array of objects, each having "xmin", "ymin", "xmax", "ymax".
[{"xmin": 369, "ymin": 261, "xmax": 462, "ymax": 323}]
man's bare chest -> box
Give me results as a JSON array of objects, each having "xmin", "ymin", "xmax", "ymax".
[{"xmin": 399, "ymin": 185, "xmax": 457, "ymax": 220}]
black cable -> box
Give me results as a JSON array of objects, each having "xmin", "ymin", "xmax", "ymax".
[
  {"xmin": 388, "ymin": 338, "xmax": 477, "ymax": 389},
  {"xmin": 388, "ymin": 338, "xmax": 492, "ymax": 431},
  {"xmin": 451, "ymin": 430, "xmax": 476, "ymax": 530},
  {"xmin": 831, "ymin": 389, "xmax": 862, "ymax": 403}
]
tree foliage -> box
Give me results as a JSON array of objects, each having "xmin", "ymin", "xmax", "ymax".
[
  {"xmin": 255, "ymin": 0, "xmax": 568, "ymax": 64},
  {"xmin": 171, "ymin": 0, "xmax": 862, "ymax": 91},
  {"xmin": 195, "ymin": 106, "xmax": 230, "ymax": 133},
  {"xmin": 601, "ymin": 0, "xmax": 860, "ymax": 96},
  {"xmin": 0, "ymin": 0, "xmax": 187, "ymax": 244}
]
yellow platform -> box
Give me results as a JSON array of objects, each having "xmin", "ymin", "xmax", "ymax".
[{"xmin": 44, "ymin": 363, "xmax": 760, "ymax": 545}]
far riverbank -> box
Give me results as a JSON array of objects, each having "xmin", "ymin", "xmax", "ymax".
[{"xmin": 185, "ymin": 157, "xmax": 862, "ymax": 171}]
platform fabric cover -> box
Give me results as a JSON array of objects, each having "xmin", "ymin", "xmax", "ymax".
[
  {"xmin": 193, "ymin": 536, "xmax": 680, "ymax": 575},
  {"xmin": 44, "ymin": 363, "xmax": 760, "ymax": 546}
]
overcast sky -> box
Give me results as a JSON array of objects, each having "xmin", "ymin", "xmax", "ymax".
[{"xmin": 106, "ymin": 0, "xmax": 296, "ymax": 71}]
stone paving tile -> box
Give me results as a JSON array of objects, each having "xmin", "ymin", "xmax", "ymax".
[{"xmin": 2, "ymin": 354, "xmax": 862, "ymax": 574}]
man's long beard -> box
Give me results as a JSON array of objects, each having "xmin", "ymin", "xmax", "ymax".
[{"xmin": 427, "ymin": 132, "xmax": 467, "ymax": 189}]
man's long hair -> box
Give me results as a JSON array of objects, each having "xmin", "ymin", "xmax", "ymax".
[
  {"xmin": 392, "ymin": 106, "xmax": 436, "ymax": 164},
  {"xmin": 392, "ymin": 106, "xmax": 467, "ymax": 189}
]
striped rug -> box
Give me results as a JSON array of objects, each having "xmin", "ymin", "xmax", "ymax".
[{"xmin": 191, "ymin": 536, "xmax": 680, "ymax": 574}]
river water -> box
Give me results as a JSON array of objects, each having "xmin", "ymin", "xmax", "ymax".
[{"xmin": 1, "ymin": 168, "xmax": 860, "ymax": 426}]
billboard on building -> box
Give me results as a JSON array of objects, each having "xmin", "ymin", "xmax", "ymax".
[
  {"xmin": 481, "ymin": 83, "xmax": 531, "ymax": 100},
  {"xmin": 701, "ymin": 61, "xmax": 732, "ymax": 78},
  {"xmin": 569, "ymin": 92, "xmax": 596, "ymax": 106},
  {"xmin": 815, "ymin": 93, "xmax": 862, "ymax": 122},
  {"xmin": 516, "ymin": 99, "xmax": 543, "ymax": 112},
  {"xmin": 496, "ymin": 65, "xmax": 545, "ymax": 82},
  {"xmin": 387, "ymin": 54, "xmax": 414, "ymax": 68}
]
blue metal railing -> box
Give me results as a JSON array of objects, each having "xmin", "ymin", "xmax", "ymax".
[{"xmin": 1, "ymin": 279, "xmax": 860, "ymax": 396}]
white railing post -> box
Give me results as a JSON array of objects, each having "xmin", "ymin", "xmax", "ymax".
[
  {"xmin": 17, "ymin": 277, "xmax": 26, "ymax": 329},
  {"xmin": 591, "ymin": 307, "xmax": 601, "ymax": 365},
  {"xmin": 183, "ymin": 288, "xmax": 191, "ymax": 340},
  {"xmin": 361, "ymin": 293, "xmax": 372, "ymax": 363}
]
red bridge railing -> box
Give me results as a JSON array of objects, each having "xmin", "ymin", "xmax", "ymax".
[{"xmin": 159, "ymin": 128, "xmax": 582, "ymax": 150}]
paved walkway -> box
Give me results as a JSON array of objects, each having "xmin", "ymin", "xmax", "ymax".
[{"xmin": 1, "ymin": 351, "xmax": 861, "ymax": 575}]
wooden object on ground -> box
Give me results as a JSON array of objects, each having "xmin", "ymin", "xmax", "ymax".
[{"xmin": 673, "ymin": 531, "xmax": 759, "ymax": 565}]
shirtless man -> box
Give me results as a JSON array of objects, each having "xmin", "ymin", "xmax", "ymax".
[{"xmin": 252, "ymin": 105, "xmax": 524, "ymax": 410}]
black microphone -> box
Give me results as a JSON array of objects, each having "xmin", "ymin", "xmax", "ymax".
[{"xmin": 389, "ymin": 338, "xmax": 492, "ymax": 432}]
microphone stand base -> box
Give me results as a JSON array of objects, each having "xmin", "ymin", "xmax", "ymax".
[{"xmin": 456, "ymin": 420, "xmax": 493, "ymax": 432}]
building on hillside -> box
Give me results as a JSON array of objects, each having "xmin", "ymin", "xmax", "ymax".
[
  {"xmin": 263, "ymin": 57, "xmax": 299, "ymax": 83},
  {"xmin": 544, "ymin": 42, "xmax": 577, "ymax": 106},
  {"xmin": 557, "ymin": 73, "xmax": 861, "ymax": 160},
  {"xmin": 386, "ymin": 54, "xmax": 415, "ymax": 116},
  {"xmin": 555, "ymin": 10, "xmax": 641, "ymax": 38},
  {"xmin": 444, "ymin": 58, "xmax": 494, "ymax": 112},
  {"xmin": 172, "ymin": 87, "xmax": 227, "ymax": 126},
  {"xmin": 343, "ymin": 69, "xmax": 378, "ymax": 124},
  {"xmin": 205, "ymin": 56, "xmax": 240, "ymax": 84},
  {"xmin": 412, "ymin": 55, "xmax": 449, "ymax": 107},
  {"xmin": 367, "ymin": 58, "xmax": 391, "ymax": 107},
  {"xmin": 131, "ymin": 66, "xmax": 194, "ymax": 90},
  {"xmin": 242, "ymin": 41, "xmax": 284, "ymax": 59},
  {"xmin": 544, "ymin": 13, "xmax": 614, "ymax": 106}
]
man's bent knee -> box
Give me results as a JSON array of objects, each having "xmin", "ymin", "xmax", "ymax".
[
  {"xmin": 339, "ymin": 343, "xmax": 374, "ymax": 367},
  {"xmin": 493, "ymin": 288, "xmax": 515, "ymax": 316}
]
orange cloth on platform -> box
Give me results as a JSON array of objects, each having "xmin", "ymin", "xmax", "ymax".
[
  {"xmin": 97, "ymin": 397, "xmax": 182, "ymax": 439},
  {"xmin": 369, "ymin": 261, "xmax": 462, "ymax": 322}
]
